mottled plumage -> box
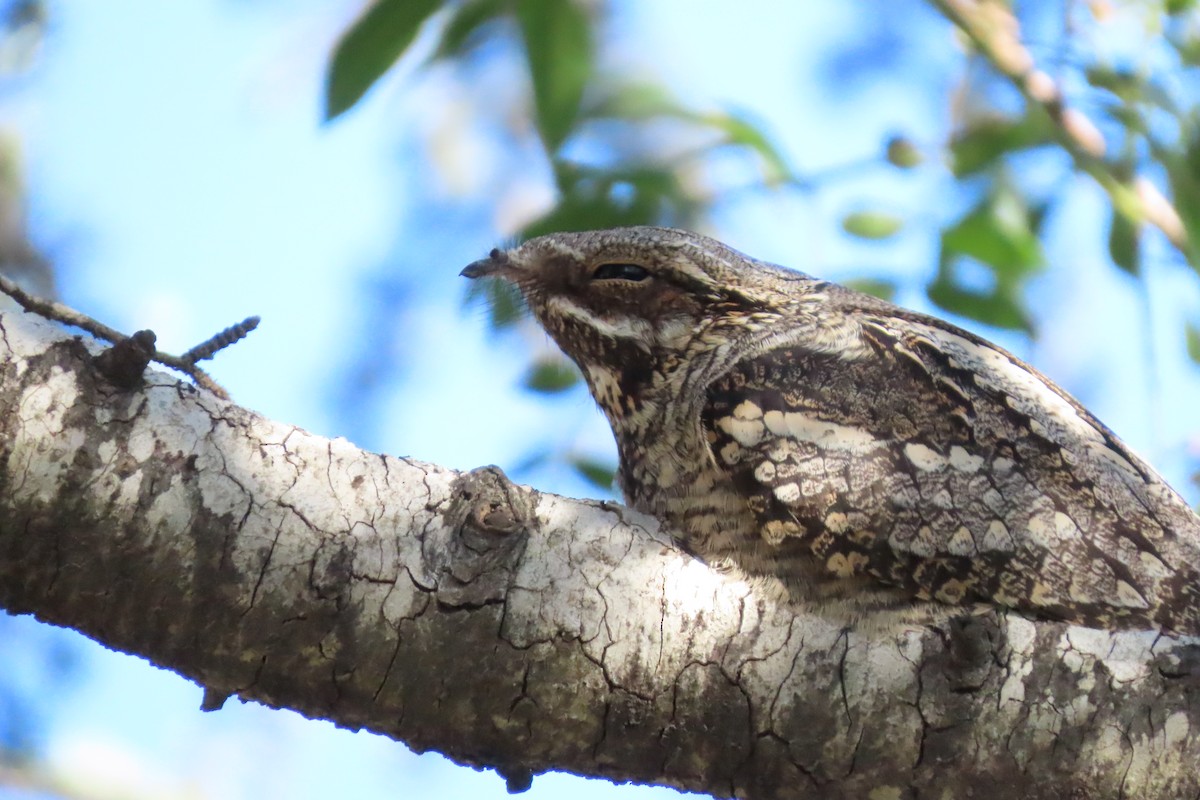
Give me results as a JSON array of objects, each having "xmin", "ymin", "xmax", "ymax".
[{"xmin": 462, "ymin": 226, "xmax": 1200, "ymax": 633}]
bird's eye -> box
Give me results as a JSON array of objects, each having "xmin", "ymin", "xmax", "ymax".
[{"xmin": 591, "ymin": 263, "xmax": 650, "ymax": 282}]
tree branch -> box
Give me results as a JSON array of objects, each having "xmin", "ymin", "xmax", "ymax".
[
  {"xmin": 0, "ymin": 275, "xmax": 254, "ymax": 398},
  {"xmin": 2, "ymin": 305, "xmax": 1199, "ymax": 799},
  {"xmin": 929, "ymin": 0, "xmax": 1189, "ymax": 252}
]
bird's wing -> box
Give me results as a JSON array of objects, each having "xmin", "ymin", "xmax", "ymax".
[{"xmin": 701, "ymin": 310, "xmax": 1200, "ymax": 631}]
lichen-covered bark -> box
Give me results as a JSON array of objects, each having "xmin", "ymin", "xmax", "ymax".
[{"xmin": 1, "ymin": 305, "xmax": 1199, "ymax": 799}]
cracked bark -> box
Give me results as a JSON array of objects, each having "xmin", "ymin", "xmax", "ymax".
[{"xmin": 2, "ymin": 305, "xmax": 1199, "ymax": 800}]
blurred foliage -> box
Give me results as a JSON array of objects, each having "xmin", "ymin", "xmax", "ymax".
[
  {"xmin": 0, "ymin": 0, "xmax": 52, "ymax": 298},
  {"xmin": 0, "ymin": 4, "xmax": 76, "ymax": 783},
  {"xmin": 567, "ymin": 454, "xmax": 616, "ymax": 490},
  {"xmin": 0, "ymin": 0, "xmax": 44, "ymax": 73},
  {"xmin": 326, "ymin": 0, "xmax": 442, "ymax": 119},
  {"xmin": 843, "ymin": 277, "xmax": 898, "ymax": 302},
  {"xmin": 327, "ymin": 0, "xmax": 1200, "ymax": 489},
  {"xmin": 842, "ymin": 211, "xmax": 905, "ymax": 241},
  {"xmin": 523, "ymin": 356, "xmax": 580, "ymax": 393},
  {"xmin": 931, "ymin": 184, "xmax": 1045, "ymax": 333}
]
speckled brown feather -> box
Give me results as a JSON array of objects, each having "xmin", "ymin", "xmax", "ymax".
[{"xmin": 463, "ymin": 226, "xmax": 1200, "ymax": 633}]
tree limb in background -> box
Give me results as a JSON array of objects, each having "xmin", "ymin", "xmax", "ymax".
[{"xmin": 929, "ymin": 0, "xmax": 1191, "ymax": 257}]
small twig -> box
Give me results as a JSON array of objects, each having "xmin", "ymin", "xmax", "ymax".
[
  {"xmin": 181, "ymin": 316, "xmax": 260, "ymax": 365},
  {"xmin": 0, "ymin": 273, "xmax": 257, "ymax": 400},
  {"xmin": 146, "ymin": 351, "xmax": 233, "ymax": 400},
  {"xmin": 0, "ymin": 272, "xmax": 128, "ymax": 343},
  {"xmin": 929, "ymin": 0, "xmax": 1190, "ymax": 253}
]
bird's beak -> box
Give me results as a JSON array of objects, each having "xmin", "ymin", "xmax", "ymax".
[{"xmin": 461, "ymin": 248, "xmax": 511, "ymax": 279}]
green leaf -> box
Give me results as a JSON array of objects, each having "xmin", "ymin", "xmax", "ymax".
[
  {"xmin": 515, "ymin": 0, "xmax": 593, "ymax": 152},
  {"xmin": 1187, "ymin": 323, "xmax": 1200, "ymax": 364},
  {"xmin": 1088, "ymin": 67, "xmax": 1176, "ymax": 114},
  {"xmin": 843, "ymin": 277, "xmax": 897, "ymax": 301},
  {"xmin": 1108, "ymin": 207, "xmax": 1140, "ymax": 276},
  {"xmin": 325, "ymin": 0, "xmax": 441, "ymax": 120},
  {"xmin": 702, "ymin": 111, "xmax": 793, "ymax": 185},
  {"xmin": 932, "ymin": 188, "xmax": 1044, "ymax": 334},
  {"xmin": 885, "ymin": 135, "xmax": 923, "ymax": 169},
  {"xmin": 587, "ymin": 80, "xmax": 687, "ymax": 120},
  {"xmin": 523, "ymin": 357, "xmax": 580, "ymax": 393},
  {"xmin": 522, "ymin": 163, "xmax": 698, "ymax": 238},
  {"xmin": 1105, "ymin": 104, "xmax": 1149, "ymax": 137},
  {"xmin": 585, "ymin": 86, "xmax": 796, "ymax": 188},
  {"xmin": 941, "ymin": 190, "xmax": 1043, "ymax": 276},
  {"xmin": 1163, "ymin": 129, "xmax": 1200, "ymax": 272},
  {"xmin": 1085, "ymin": 66, "xmax": 1141, "ymax": 101},
  {"xmin": 570, "ymin": 456, "xmax": 615, "ymax": 490},
  {"xmin": 434, "ymin": 0, "xmax": 506, "ymax": 60},
  {"xmin": 949, "ymin": 114, "xmax": 1054, "ymax": 177},
  {"xmin": 842, "ymin": 211, "xmax": 903, "ymax": 240},
  {"xmin": 926, "ymin": 277, "xmax": 1033, "ymax": 333},
  {"xmin": 1172, "ymin": 27, "xmax": 1200, "ymax": 67}
]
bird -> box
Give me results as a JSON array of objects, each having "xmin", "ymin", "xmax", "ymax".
[{"xmin": 462, "ymin": 226, "xmax": 1200, "ymax": 634}]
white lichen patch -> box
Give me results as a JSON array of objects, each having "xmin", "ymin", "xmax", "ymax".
[
  {"xmin": 115, "ymin": 470, "xmax": 144, "ymax": 510},
  {"xmin": 127, "ymin": 423, "xmax": 158, "ymax": 463},
  {"xmin": 145, "ymin": 474, "xmax": 196, "ymax": 536},
  {"xmin": 1062, "ymin": 627, "xmax": 1155, "ymax": 686},
  {"xmin": 197, "ymin": 469, "xmax": 253, "ymax": 519},
  {"xmin": 999, "ymin": 616, "xmax": 1037, "ymax": 706},
  {"xmin": 10, "ymin": 368, "xmax": 85, "ymax": 503},
  {"xmin": 96, "ymin": 440, "xmax": 117, "ymax": 465},
  {"xmin": 1162, "ymin": 711, "xmax": 1191, "ymax": 748}
]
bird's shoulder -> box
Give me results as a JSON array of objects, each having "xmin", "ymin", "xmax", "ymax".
[{"xmin": 698, "ymin": 298, "xmax": 1200, "ymax": 629}]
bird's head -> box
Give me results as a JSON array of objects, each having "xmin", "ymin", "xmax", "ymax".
[{"xmin": 461, "ymin": 227, "xmax": 816, "ymax": 413}]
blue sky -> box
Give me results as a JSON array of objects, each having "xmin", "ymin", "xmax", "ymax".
[{"xmin": 4, "ymin": 1, "xmax": 1198, "ymax": 799}]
